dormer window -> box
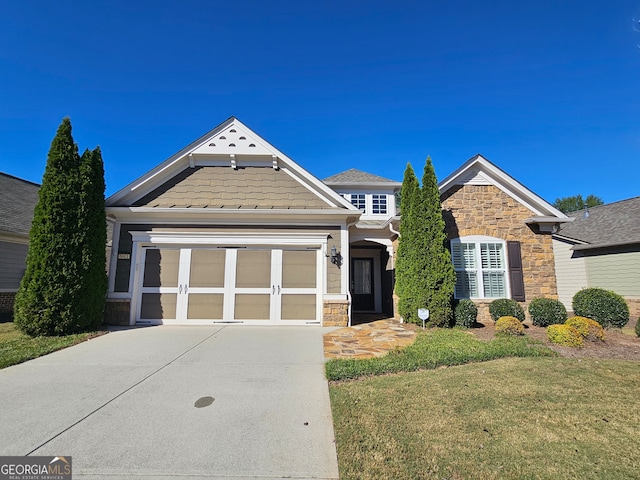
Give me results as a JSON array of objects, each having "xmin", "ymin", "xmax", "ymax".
[
  {"xmin": 350, "ymin": 194, "xmax": 366, "ymax": 212},
  {"xmin": 372, "ymin": 194, "xmax": 387, "ymax": 214}
]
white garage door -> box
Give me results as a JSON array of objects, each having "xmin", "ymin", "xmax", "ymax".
[{"xmin": 137, "ymin": 247, "xmax": 321, "ymax": 325}]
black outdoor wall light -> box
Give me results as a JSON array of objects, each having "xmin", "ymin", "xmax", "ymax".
[{"xmin": 329, "ymin": 245, "xmax": 342, "ymax": 268}]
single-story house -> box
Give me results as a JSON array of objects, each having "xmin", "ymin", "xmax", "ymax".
[
  {"xmin": 0, "ymin": 173, "xmax": 39, "ymax": 321},
  {"xmin": 104, "ymin": 117, "xmax": 571, "ymax": 326},
  {"xmin": 552, "ymin": 197, "xmax": 640, "ymax": 319}
]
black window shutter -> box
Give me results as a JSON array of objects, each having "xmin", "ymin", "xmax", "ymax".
[{"xmin": 507, "ymin": 241, "xmax": 525, "ymax": 302}]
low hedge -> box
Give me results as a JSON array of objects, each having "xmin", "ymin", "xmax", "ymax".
[
  {"xmin": 454, "ymin": 299, "xmax": 477, "ymax": 328},
  {"xmin": 495, "ymin": 316, "xmax": 525, "ymax": 336},
  {"xmin": 636, "ymin": 317, "xmax": 640, "ymax": 338},
  {"xmin": 528, "ymin": 298, "xmax": 567, "ymax": 327},
  {"xmin": 565, "ymin": 316, "xmax": 605, "ymax": 342},
  {"xmin": 489, "ymin": 299, "xmax": 525, "ymax": 322},
  {"xmin": 547, "ymin": 324, "xmax": 584, "ymax": 348},
  {"xmin": 572, "ymin": 288, "xmax": 629, "ymax": 328}
]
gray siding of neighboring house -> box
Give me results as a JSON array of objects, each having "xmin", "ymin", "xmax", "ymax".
[
  {"xmin": 0, "ymin": 240, "xmax": 28, "ymax": 290},
  {"xmin": 552, "ymin": 238, "xmax": 588, "ymax": 309},
  {"xmin": 585, "ymin": 250, "xmax": 640, "ymax": 298}
]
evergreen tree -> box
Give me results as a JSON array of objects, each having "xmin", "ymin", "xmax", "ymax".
[
  {"xmin": 396, "ymin": 158, "xmax": 455, "ymax": 326},
  {"xmin": 14, "ymin": 118, "xmax": 107, "ymax": 336},
  {"xmin": 395, "ymin": 163, "xmax": 419, "ymax": 307},
  {"xmin": 77, "ymin": 147, "xmax": 108, "ymax": 330},
  {"xmin": 553, "ymin": 194, "xmax": 603, "ymax": 214}
]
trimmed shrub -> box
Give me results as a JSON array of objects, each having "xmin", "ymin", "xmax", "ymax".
[
  {"xmin": 528, "ymin": 298, "xmax": 567, "ymax": 327},
  {"xmin": 547, "ymin": 324, "xmax": 584, "ymax": 347},
  {"xmin": 635, "ymin": 317, "xmax": 640, "ymax": 338},
  {"xmin": 489, "ymin": 299, "xmax": 525, "ymax": 322},
  {"xmin": 566, "ymin": 316, "xmax": 605, "ymax": 342},
  {"xmin": 572, "ymin": 288, "xmax": 629, "ymax": 328},
  {"xmin": 495, "ymin": 316, "xmax": 525, "ymax": 336},
  {"xmin": 454, "ymin": 300, "xmax": 477, "ymax": 328}
]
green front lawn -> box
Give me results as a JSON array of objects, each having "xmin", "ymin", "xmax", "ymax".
[
  {"xmin": 0, "ymin": 323, "xmax": 101, "ymax": 369},
  {"xmin": 330, "ymin": 357, "xmax": 640, "ymax": 479}
]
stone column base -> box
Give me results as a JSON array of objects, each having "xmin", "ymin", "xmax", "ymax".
[
  {"xmin": 105, "ymin": 299, "xmax": 131, "ymax": 326},
  {"xmin": 323, "ymin": 300, "xmax": 349, "ymax": 327}
]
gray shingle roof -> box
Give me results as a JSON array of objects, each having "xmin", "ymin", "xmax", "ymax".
[
  {"xmin": 0, "ymin": 173, "xmax": 40, "ymax": 237},
  {"xmin": 323, "ymin": 169, "xmax": 400, "ymax": 185},
  {"xmin": 556, "ymin": 196, "xmax": 640, "ymax": 249}
]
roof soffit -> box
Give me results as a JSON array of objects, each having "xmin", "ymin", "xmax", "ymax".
[{"xmin": 439, "ymin": 154, "xmax": 567, "ymax": 218}]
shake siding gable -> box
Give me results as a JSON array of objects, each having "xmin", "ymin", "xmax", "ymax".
[{"xmin": 132, "ymin": 166, "xmax": 329, "ymax": 209}]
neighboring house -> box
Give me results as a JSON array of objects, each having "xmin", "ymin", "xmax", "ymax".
[
  {"xmin": 552, "ymin": 197, "xmax": 640, "ymax": 319},
  {"xmin": 0, "ymin": 173, "xmax": 39, "ymax": 320},
  {"xmin": 104, "ymin": 118, "xmax": 570, "ymax": 327},
  {"xmin": 439, "ymin": 155, "xmax": 572, "ymax": 322}
]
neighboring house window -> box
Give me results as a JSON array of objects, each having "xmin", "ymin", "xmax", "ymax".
[
  {"xmin": 372, "ymin": 194, "xmax": 387, "ymax": 214},
  {"xmin": 451, "ymin": 238, "xmax": 508, "ymax": 299},
  {"xmin": 350, "ymin": 194, "xmax": 366, "ymax": 212}
]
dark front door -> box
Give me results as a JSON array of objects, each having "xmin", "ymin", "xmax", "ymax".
[{"xmin": 351, "ymin": 258, "xmax": 374, "ymax": 311}]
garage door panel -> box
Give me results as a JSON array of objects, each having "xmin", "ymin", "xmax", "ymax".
[
  {"xmin": 140, "ymin": 293, "xmax": 177, "ymax": 320},
  {"xmin": 236, "ymin": 250, "xmax": 271, "ymax": 288},
  {"xmin": 143, "ymin": 249, "xmax": 180, "ymax": 288},
  {"xmin": 189, "ymin": 249, "xmax": 225, "ymax": 288},
  {"xmin": 280, "ymin": 294, "xmax": 316, "ymax": 321},
  {"xmin": 234, "ymin": 294, "xmax": 271, "ymax": 320},
  {"xmin": 187, "ymin": 294, "xmax": 224, "ymax": 320},
  {"xmin": 282, "ymin": 250, "xmax": 316, "ymax": 288}
]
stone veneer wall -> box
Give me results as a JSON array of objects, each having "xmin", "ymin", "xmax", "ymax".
[
  {"xmin": 0, "ymin": 292, "xmax": 16, "ymax": 320},
  {"xmin": 441, "ymin": 184, "xmax": 558, "ymax": 323},
  {"xmin": 104, "ymin": 299, "xmax": 131, "ymax": 326},
  {"xmin": 323, "ymin": 300, "xmax": 349, "ymax": 327}
]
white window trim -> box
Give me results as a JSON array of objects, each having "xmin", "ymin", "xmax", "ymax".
[
  {"xmin": 341, "ymin": 192, "xmax": 394, "ymax": 217},
  {"xmin": 451, "ymin": 236, "xmax": 511, "ymax": 300}
]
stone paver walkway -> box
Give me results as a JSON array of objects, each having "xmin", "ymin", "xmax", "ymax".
[{"xmin": 323, "ymin": 319, "xmax": 418, "ymax": 359}]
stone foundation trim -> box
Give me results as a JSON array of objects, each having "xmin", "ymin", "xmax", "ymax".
[
  {"xmin": 105, "ymin": 298, "xmax": 131, "ymax": 326},
  {"xmin": 323, "ymin": 299, "xmax": 349, "ymax": 327}
]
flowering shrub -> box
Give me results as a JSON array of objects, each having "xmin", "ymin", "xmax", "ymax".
[
  {"xmin": 528, "ymin": 298, "xmax": 567, "ymax": 327},
  {"xmin": 489, "ymin": 299, "xmax": 525, "ymax": 322},
  {"xmin": 547, "ymin": 324, "xmax": 584, "ymax": 347},
  {"xmin": 565, "ymin": 316, "xmax": 605, "ymax": 342},
  {"xmin": 495, "ymin": 316, "xmax": 525, "ymax": 336},
  {"xmin": 454, "ymin": 299, "xmax": 477, "ymax": 328},
  {"xmin": 572, "ymin": 288, "xmax": 629, "ymax": 328}
]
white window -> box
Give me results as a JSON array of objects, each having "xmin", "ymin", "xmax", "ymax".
[
  {"xmin": 451, "ymin": 238, "xmax": 508, "ymax": 299},
  {"xmin": 350, "ymin": 194, "xmax": 366, "ymax": 212},
  {"xmin": 372, "ymin": 194, "xmax": 387, "ymax": 214}
]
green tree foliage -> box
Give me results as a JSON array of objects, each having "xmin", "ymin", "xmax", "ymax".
[
  {"xmin": 396, "ymin": 158, "xmax": 455, "ymax": 327},
  {"xmin": 14, "ymin": 118, "xmax": 107, "ymax": 336},
  {"xmin": 553, "ymin": 194, "xmax": 603, "ymax": 214}
]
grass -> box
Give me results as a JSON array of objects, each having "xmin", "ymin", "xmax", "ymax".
[
  {"xmin": 325, "ymin": 328, "xmax": 556, "ymax": 381},
  {"xmin": 330, "ymin": 357, "xmax": 640, "ymax": 479},
  {"xmin": 0, "ymin": 323, "xmax": 101, "ymax": 369}
]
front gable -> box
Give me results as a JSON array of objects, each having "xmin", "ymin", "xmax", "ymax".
[{"xmin": 107, "ymin": 117, "xmax": 356, "ymax": 214}]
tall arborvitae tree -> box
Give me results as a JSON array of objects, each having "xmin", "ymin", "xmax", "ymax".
[
  {"xmin": 77, "ymin": 147, "xmax": 108, "ymax": 330},
  {"xmin": 395, "ymin": 163, "xmax": 419, "ymax": 317},
  {"xmin": 415, "ymin": 157, "xmax": 455, "ymax": 326},
  {"xmin": 396, "ymin": 158, "xmax": 455, "ymax": 326},
  {"xmin": 14, "ymin": 118, "xmax": 107, "ymax": 336}
]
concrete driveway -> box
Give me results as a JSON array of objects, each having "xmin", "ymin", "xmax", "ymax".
[{"xmin": 0, "ymin": 326, "xmax": 339, "ymax": 479}]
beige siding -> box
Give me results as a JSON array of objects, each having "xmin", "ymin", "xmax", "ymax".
[
  {"xmin": 585, "ymin": 250, "xmax": 640, "ymax": 297},
  {"xmin": 552, "ymin": 238, "xmax": 588, "ymax": 310},
  {"xmin": 0, "ymin": 241, "xmax": 28, "ymax": 290},
  {"xmin": 133, "ymin": 166, "xmax": 329, "ymax": 209}
]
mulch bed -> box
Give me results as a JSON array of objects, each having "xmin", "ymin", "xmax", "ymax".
[{"xmin": 470, "ymin": 317, "xmax": 640, "ymax": 360}]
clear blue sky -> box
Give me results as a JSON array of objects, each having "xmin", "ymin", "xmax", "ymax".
[{"xmin": 1, "ymin": 1, "xmax": 639, "ymax": 204}]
